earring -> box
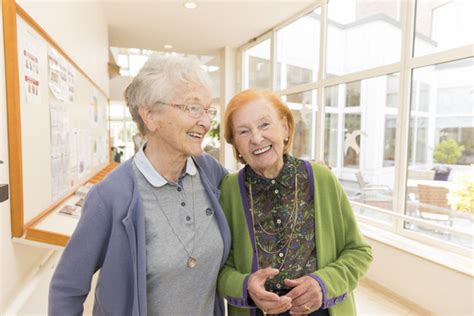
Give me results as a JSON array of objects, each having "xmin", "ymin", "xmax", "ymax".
[
  {"xmin": 284, "ymin": 137, "xmax": 289, "ymax": 142},
  {"xmin": 238, "ymin": 153, "xmax": 242, "ymax": 158}
]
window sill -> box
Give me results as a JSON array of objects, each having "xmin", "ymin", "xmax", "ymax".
[{"xmin": 359, "ymin": 222, "xmax": 473, "ymax": 277}]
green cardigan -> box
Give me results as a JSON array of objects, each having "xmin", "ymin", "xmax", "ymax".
[{"xmin": 217, "ymin": 162, "xmax": 372, "ymax": 316}]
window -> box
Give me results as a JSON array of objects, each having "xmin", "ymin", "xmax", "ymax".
[
  {"xmin": 383, "ymin": 116, "xmax": 397, "ymax": 167},
  {"xmin": 283, "ymin": 90, "xmax": 317, "ymax": 160},
  {"xmin": 324, "ymin": 113, "xmax": 339, "ymax": 167},
  {"xmin": 326, "ymin": 0, "xmax": 402, "ymax": 76},
  {"xmin": 113, "ymin": 47, "xmax": 220, "ymax": 81},
  {"xmin": 414, "ymin": 0, "xmax": 474, "ymax": 56},
  {"xmin": 109, "ymin": 102, "xmax": 137, "ymax": 161},
  {"xmin": 406, "ymin": 58, "xmax": 474, "ymax": 248},
  {"xmin": 276, "ymin": 8, "xmax": 321, "ymax": 90},
  {"xmin": 243, "ymin": 39, "xmax": 271, "ymax": 89},
  {"xmin": 240, "ymin": 0, "xmax": 473, "ymax": 255},
  {"xmin": 323, "ymin": 75, "xmax": 399, "ymax": 213}
]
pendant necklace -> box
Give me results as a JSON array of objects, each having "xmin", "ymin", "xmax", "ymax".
[
  {"xmin": 249, "ymin": 175, "xmax": 299, "ymax": 271},
  {"xmin": 151, "ymin": 175, "xmax": 198, "ymax": 268}
]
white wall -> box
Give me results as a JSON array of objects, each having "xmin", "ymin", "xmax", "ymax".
[
  {"xmin": 0, "ymin": 5, "xmax": 52, "ymax": 312},
  {"xmin": 0, "ymin": 1, "xmax": 109, "ymax": 313},
  {"xmin": 365, "ymin": 237, "xmax": 474, "ymax": 315}
]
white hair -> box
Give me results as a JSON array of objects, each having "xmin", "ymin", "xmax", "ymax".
[{"xmin": 124, "ymin": 54, "xmax": 212, "ymax": 135}]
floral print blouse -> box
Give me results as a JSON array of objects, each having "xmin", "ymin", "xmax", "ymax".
[{"xmin": 244, "ymin": 155, "xmax": 317, "ymax": 293}]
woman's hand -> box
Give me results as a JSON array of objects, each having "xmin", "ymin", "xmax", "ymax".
[
  {"xmin": 284, "ymin": 276, "xmax": 322, "ymax": 314},
  {"xmin": 247, "ymin": 268, "xmax": 292, "ymax": 314}
]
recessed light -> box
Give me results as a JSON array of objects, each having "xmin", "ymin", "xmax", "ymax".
[
  {"xmin": 183, "ymin": 2, "xmax": 197, "ymax": 9},
  {"xmin": 164, "ymin": 44, "xmax": 173, "ymax": 50}
]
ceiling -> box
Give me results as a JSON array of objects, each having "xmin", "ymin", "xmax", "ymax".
[{"xmin": 103, "ymin": 0, "xmax": 315, "ymax": 56}]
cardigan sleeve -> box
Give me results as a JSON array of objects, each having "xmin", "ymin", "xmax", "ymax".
[
  {"xmin": 49, "ymin": 186, "xmax": 112, "ymax": 315},
  {"xmin": 217, "ymin": 249, "xmax": 253, "ymax": 308},
  {"xmin": 308, "ymin": 165, "xmax": 373, "ymax": 309},
  {"xmin": 217, "ymin": 174, "xmax": 254, "ymax": 309}
]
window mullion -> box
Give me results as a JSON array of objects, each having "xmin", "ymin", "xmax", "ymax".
[
  {"xmin": 315, "ymin": 0, "xmax": 328, "ymax": 161},
  {"xmin": 393, "ymin": 0, "xmax": 416, "ymax": 233}
]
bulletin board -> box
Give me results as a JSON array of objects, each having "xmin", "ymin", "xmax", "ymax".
[{"xmin": 3, "ymin": 2, "xmax": 110, "ymax": 238}]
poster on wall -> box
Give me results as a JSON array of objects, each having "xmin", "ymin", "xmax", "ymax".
[
  {"xmin": 68, "ymin": 129, "xmax": 79, "ymax": 186},
  {"xmin": 22, "ymin": 27, "xmax": 41, "ymax": 105},
  {"xmin": 90, "ymin": 92, "xmax": 99, "ymax": 125},
  {"xmin": 98, "ymin": 135, "xmax": 108, "ymax": 164},
  {"xmin": 66, "ymin": 66, "xmax": 75, "ymax": 103},
  {"xmin": 50, "ymin": 102, "xmax": 71, "ymax": 200},
  {"xmin": 77, "ymin": 129, "xmax": 92, "ymax": 179},
  {"xmin": 59, "ymin": 62, "xmax": 69, "ymax": 102},
  {"xmin": 48, "ymin": 47, "xmax": 64, "ymax": 101}
]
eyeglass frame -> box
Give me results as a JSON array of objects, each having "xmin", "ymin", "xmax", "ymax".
[{"xmin": 154, "ymin": 101, "xmax": 217, "ymax": 119}]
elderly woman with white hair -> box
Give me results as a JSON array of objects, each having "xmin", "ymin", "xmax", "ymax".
[{"xmin": 49, "ymin": 55, "xmax": 231, "ymax": 315}]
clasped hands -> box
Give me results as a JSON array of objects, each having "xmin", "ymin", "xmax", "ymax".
[{"xmin": 247, "ymin": 267, "xmax": 323, "ymax": 315}]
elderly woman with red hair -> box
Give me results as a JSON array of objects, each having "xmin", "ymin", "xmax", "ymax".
[{"xmin": 217, "ymin": 90, "xmax": 372, "ymax": 316}]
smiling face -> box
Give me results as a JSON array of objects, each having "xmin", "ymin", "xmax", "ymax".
[
  {"xmin": 141, "ymin": 83, "xmax": 212, "ymax": 161},
  {"xmin": 231, "ymin": 99, "xmax": 289, "ymax": 178}
]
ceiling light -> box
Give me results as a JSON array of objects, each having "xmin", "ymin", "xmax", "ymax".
[
  {"xmin": 164, "ymin": 44, "xmax": 173, "ymax": 50},
  {"xmin": 183, "ymin": 2, "xmax": 197, "ymax": 9}
]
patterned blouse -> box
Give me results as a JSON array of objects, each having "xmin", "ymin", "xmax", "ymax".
[{"xmin": 244, "ymin": 155, "xmax": 317, "ymax": 293}]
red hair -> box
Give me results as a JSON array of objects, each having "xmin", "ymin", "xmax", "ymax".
[{"xmin": 223, "ymin": 90, "xmax": 295, "ymax": 164}]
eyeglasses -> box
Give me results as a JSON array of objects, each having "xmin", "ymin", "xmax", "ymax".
[{"xmin": 155, "ymin": 101, "xmax": 217, "ymax": 119}]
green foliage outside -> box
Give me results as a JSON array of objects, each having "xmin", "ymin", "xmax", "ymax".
[
  {"xmin": 208, "ymin": 121, "xmax": 220, "ymax": 140},
  {"xmin": 433, "ymin": 139, "xmax": 465, "ymax": 164},
  {"xmin": 448, "ymin": 166, "xmax": 474, "ymax": 214}
]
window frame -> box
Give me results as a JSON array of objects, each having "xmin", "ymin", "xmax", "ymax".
[{"xmin": 238, "ymin": 0, "xmax": 474, "ymax": 258}]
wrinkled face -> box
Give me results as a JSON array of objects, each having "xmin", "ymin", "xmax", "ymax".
[
  {"xmin": 232, "ymin": 99, "xmax": 289, "ymax": 178},
  {"xmin": 142, "ymin": 83, "xmax": 212, "ymax": 160}
]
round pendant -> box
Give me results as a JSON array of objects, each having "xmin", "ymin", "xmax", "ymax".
[{"xmin": 187, "ymin": 256, "xmax": 197, "ymax": 268}]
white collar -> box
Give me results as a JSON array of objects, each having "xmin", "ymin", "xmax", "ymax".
[{"xmin": 133, "ymin": 142, "xmax": 197, "ymax": 187}]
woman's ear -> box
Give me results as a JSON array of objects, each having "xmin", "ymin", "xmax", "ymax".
[{"xmin": 138, "ymin": 106, "xmax": 158, "ymax": 133}]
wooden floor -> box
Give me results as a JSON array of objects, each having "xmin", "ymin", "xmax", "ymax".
[
  {"xmin": 355, "ymin": 278, "xmax": 431, "ymax": 315},
  {"xmin": 8, "ymin": 252, "xmax": 430, "ymax": 315},
  {"xmin": 84, "ymin": 277, "xmax": 430, "ymax": 315}
]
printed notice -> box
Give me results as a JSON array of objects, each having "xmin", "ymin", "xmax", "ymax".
[{"xmin": 22, "ymin": 28, "xmax": 41, "ymax": 105}]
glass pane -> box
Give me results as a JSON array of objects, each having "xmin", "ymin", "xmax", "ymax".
[
  {"xmin": 414, "ymin": 0, "xmax": 474, "ymax": 57},
  {"xmin": 277, "ymin": 8, "xmax": 321, "ymax": 90},
  {"xmin": 325, "ymin": 85, "xmax": 339, "ymax": 107},
  {"xmin": 386, "ymin": 74, "xmax": 399, "ymax": 108},
  {"xmin": 343, "ymin": 113, "xmax": 361, "ymax": 168},
  {"xmin": 204, "ymin": 117, "xmax": 221, "ymax": 162},
  {"xmin": 110, "ymin": 121, "xmax": 126, "ymax": 147},
  {"xmin": 119, "ymin": 69, "xmax": 129, "ymax": 76},
  {"xmin": 117, "ymin": 54, "xmax": 129, "ymax": 68},
  {"xmin": 324, "ymin": 113, "xmax": 339, "ymax": 167},
  {"xmin": 285, "ymin": 90, "xmax": 316, "ymax": 160},
  {"xmin": 346, "ymin": 81, "xmax": 361, "ymax": 107},
  {"xmin": 244, "ymin": 39, "xmax": 271, "ymax": 89},
  {"xmin": 327, "ymin": 0, "xmax": 401, "ymax": 76},
  {"xmin": 406, "ymin": 58, "xmax": 474, "ymax": 249},
  {"xmin": 325, "ymin": 74, "xmax": 399, "ymax": 213},
  {"xmin": 109, "ymin": 104, "xmax": 125, "ymax": 119},
  {"xmin": 129, "ymin": 54, "xmax": 149, "ymax": 77},
  {"xmin": 383, "ymin": 115, "xmax": 397, "ymax": 167}
]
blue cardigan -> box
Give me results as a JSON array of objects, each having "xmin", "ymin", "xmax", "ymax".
[{"xmin": 49, "ymin": 154, "xmax": 231, "ymax": 315}]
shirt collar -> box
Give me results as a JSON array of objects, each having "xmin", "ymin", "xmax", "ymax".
[
  {"xmin": 245, "ymin": 155, "xmax": 297, "ymax": 188},
  {"xmin": 133, "ymin": 142, "xmax": 197, "ymax": 187}
]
